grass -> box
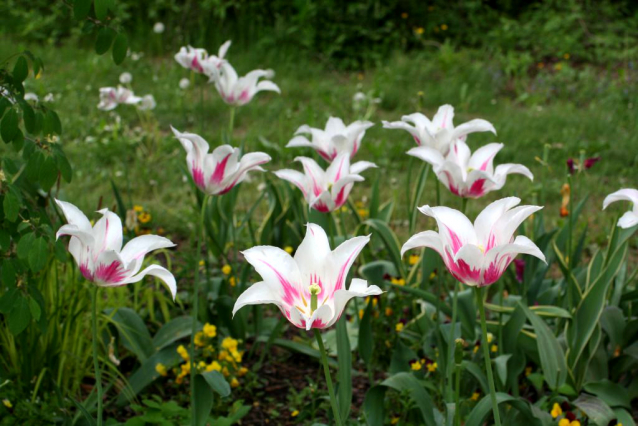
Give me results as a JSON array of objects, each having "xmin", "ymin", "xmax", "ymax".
[{"xmin": 1, "ymin": 36, "xmax": 636, "ymax": 245}]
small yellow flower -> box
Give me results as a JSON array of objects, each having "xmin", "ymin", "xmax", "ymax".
[
  {"xmin": 284, "ymin": 246, "xmax": 294, "ymax": 254},
  {"xmin": 222, "ymin": 337, "xmax": 239, "ymax": 351},
  {"xmin": 177, "ymin": 345, "xmax": 189, "ymax": 361},
  {"xmin": 554, "ymin": 63, "xmax": 563, "ymax": 71},
  {"xmin": 358, "ymin": 208, "xmax": 369, "ymax": 218},
  {"xmin": 391, "ymin": 277, "xmax": 405, "ymax": 286},
  {"xmin": 559, "ymin": 420, "xmax": 570, "ymax": 426},
  {"xmin": 487, "ymin": 333, "xmax": 494, "ymax": 343},
  {"xmin": 401, "ymin": 12, "xmax": 408, "ymax": 19},
  {"xmin": 229, "ymin": 276, "xmax": 237, "ymax": 287},
  {"xmin": 391, "ymin": 417, "xmax": 400, "ymax": 425},
  {"xmin": 563, "ymin": 53, "xmax": 570, "ymax": 59},
  {"xmin": 138, "ymin": 212, "xmax": 151, "ymax": 223},
  {"xmin": 291, "ymin": 410, "xmax": 300, "ymax": 417},
  {"xmin": 133, "ymin": 205, "xmax": 144, "ymax": 212},
  {"xmin": 537, "ymin": 62, "xmax": 545, "ymax": 69},
  {"xmin": 199, "ymin": 259, "xmax": 205, "ymax": 267},
  {"xmin": 570, "ymin": 422, "xmax": 581, "ymax": 426},
  {"xmin": 415, "ymin": 27, "xmax": 424, "ymax": 35},
  {"xmin": 525, "ymin": 366, "xmax": 532, "ymax": 376},
  {"xmin": 408, "ymin": 254, "xmax": 419, "ymax": 266},
  {"xmin": 491, "ymin": 344, "xmax": 498, "ymax": 353},
  {"xmin": 2, "ymin": 399, "xmax": 12, "ymax": 408},
  {"xmin": 230, "ymin": 377, "xmax": 239, "ymax": 388},
  {"xmin": 385, "ymin": 307, "xmax": 393, "ymax": 316},
  {"xmin": 471, "ymin": 392, "xmax": 480, "ymax": 401},
  {"xmin": 222, "ymin": 264, "xmax": 232, "ymax": 275},
  {"xmin": 410, "ymin": 361, "xmax": 422, "ymax": 371},
  {"xmin": 473, "ymin": 345, "xmax": 479, "ymax": 354},
  {"xmin": 551, "ymin": 402, "xmax": 562, "ymax": 418},
  {"xmin": 417, "ymin": 90, "xmax": 424, "ymax": 97},
  {"xmin": 238, "ymin": 366, "xmax": 248, "ymax": 377},
  {"xmin": 395, "ymin": 323, "xmax": 404, "ymax": 332},
  {"xmin": 429, "ymin": 272, "xmax": 436, "ymax": 280},
  {"xmin": 203, "ymin": 323, "xmax": 217, "ymax": 338},
  {"xmin": 359, "ymin": 309, "xmax": 364, "ymax": 320},
  {"xmin": 427, "ymin": 362, "xmax": 438, "ymax": 372},
  {"xmin": 194, "ymin": 331, "xmax": 205, "ymax": 347},
  {"xmin": 197, "ymin": 361, "xmax": 206, "ymax": 370},
  {"xmin": 357, "ymin": 73, "xmax": 364, "ymax": 81},
  {"xmin": 441, "ymin": 24, "xmax": 448, "ymax": 31},
  {"xmin": 206, "ymin": 361, "xmax": 222, "ymax": 372},
  {"xmin": 222, "ymin": 366, "xmax": 230, "ymax": 377}
]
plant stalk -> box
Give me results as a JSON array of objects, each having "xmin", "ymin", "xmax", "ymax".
[
  {"xmin": 475, "ymin": 286, "xmax": 501, "ymax": 426},
  {"xmin": 91, "ymin": 285, "xmax": 103, "ymax": 426},
  {"xmin": 314, "ymin": 329, "xmax": 343, "ymax": 426}
]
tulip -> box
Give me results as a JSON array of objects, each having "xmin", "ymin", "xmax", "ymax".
[
  {"xmin": 212, "ymin": 62, "xmax": 280, "ymax": 106},
  {"xmin": 382, "ymin": 104, "xmax": 496, "ymax": 154},
  {"xmin": 274, "ymin": 153, "xmax": 376, "ymax": 212},
  {"xmin": 233, "ymin": 223, "xmax": 382, "ymax": 329},
  {"xmin": 286, "ymin": 117, "xmax": 374, "ymax": 161},
  {"xmin": 402, "ymin": 197, "xmax": 545, "ymax": 287},
  {"xmin": 171, "ymin": 127, "xmax": 271, "ymax": 195},
  {"xmin": 55, "ymin": 199, "xmax": 177, "ymax": 298},
  {"xmin": 603, "ymin": 188, "xmax": 638, "ymax": 228},
  {"xmin": 174, "ymin": 41, "xmax": 231, "ymax": 75},
  {"xmin": 97, "ymin": 86, "xmax": 141, "ymax": 111},
  {"xmin": 407, "ymin": 140, "xmax": 533, "ymax": 198}
]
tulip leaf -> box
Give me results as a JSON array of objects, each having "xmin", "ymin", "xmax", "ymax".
[
  {"xmin": 152, "ymin": 316, "xmax": 197, "ymax": 351},
  {"xmin": 381, "ymin": 372, "xmax": 438, "ymax": 426},
  {"xmin": 94, "ymin": 27, "xmax": 115, "ymax": 55},
  {"xmin": 12, "ymin": 56, "xmax": 28, "ymax": 83},
  {"xmin": 613, "ymin": 408, "xmax": 636, "ymax": 426},
  {"xmin": 362, "ymin": 219, "xmax": 405, "ymax": 278},
  {"xmin": 572, "ymin": 393, "xmax": 615, "ymax": 426},
  {"xmin": 460, "ymin": 360, "xmax": 488, "ymax": 395},
  {"xmin": 519, "ymin": 302, "xmax": 567, "ymax": 391},
  {"xmin": 358, "ymin": 301, "xmax": 373, "ymax": 368},
  {"xmin": 465, "ymin": 393, "xmax": 542, "ymax": 426},
  {"xmin": 409, "ymin": 163, "xmax": 430, "ymax": 235},
  {"xmin": 73, "ymin": 0, "xmax": 91, "ymax": 20},
  {"xmin": 1, "ymin": 108, "xmax": 19, "ymax": 143},
  {"xmin": 583, "ymin": 379, "xmax": 631, "ymax": 409},
  {"xmin": 112, "ymin": 32, "xmax": 128, "ymax": 65},
  {"xmin": 336, "ymin": 316, "xmax": 352, "ymax": 421},
  {"xmin": 200, "ymin": 370, "xmax": 231, "ymax": 397},
  {"xmin": 485, "ymin": 302, "xmax": 571, "ymax": 319},
  {"xmin": 494, "ymin": 354, "xmax": 512, "ymax": 385},
  {"xmin": 193, "ymin": 374, "xmax": 214, "ymax": 426},
  {"xmin": 390, "ymin": 283, "xmax": 452, "ymax": 316},
  {"xmin": 362, "ymin": 385, "xmax": 386, "ymax": 426},
  {"xmin": 106, "ymin": 307, "xmax": 154, "ymax": 362}
]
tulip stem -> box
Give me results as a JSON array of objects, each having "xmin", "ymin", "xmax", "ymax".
[
  {"xmin": 228, "ymin": 107, "xmax": 235, "ymax": 142},
  {"xmin": 314, "ymin": 329, "xmax": 343, "ymax": 426},
  {"xmin": 447, "ymin": 281, "xmax": 459, "ymax": 401},
  {"xmin": 91, "ymin": 285, "xmax": 103, "ymax": 426},
  {"xmin": 474, "ymin": 287, "xmax": 501, "ymax": 426},
  {"xmin": 190, "ymin": 194, "xmax": 210, "ymax": 426}
]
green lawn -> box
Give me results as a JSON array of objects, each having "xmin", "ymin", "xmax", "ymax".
[{"xmin": 1, "ymin": 37, "xmax": 636, "ymax": 243}]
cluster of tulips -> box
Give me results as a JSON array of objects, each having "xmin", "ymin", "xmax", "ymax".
[{"xmin": 53, "ymin": 40, "xmax": 638, "ymax": 425}]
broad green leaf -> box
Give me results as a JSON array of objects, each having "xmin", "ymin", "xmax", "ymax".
[
  {"xmin": 519, "ymin": 302, "xmax": 567, "ymax": 390},
  {"xmin": 485, "ymin": 302, "xmax": 571, "ymax": 319},
  {"xmin": 494, "ymin": 354, "xmax": 511, "ymax": 385},
  {"xmin": 20, "ymin": 100, "xmax": 35, "ymax": 134},
  {"xmin": 46, "ymin": 109, "xmax": 62, "ymax": 135},
  {"xmin": 1, "ymin": 108, "xmax": 19, "ymax": 143},
  {"xmin": 95, "ymin": 27, "xmax": 116, "ymax": 55},
  {"xmin": 73, "ymin": 0, "xmax": 91, "ymax": 20},
  {"xmin": 12, "ymin": 56, "xmax": 28, "ymax": 82},
  {"xmin": 381, "ymin": 372, "xmax": 437, "ymax": 426},
  {"xmin": 461, "ymin": 360, "xmax": 488, "ymax": 395},
  {"xmin": 16, "ymin": 232, "xmax": 35, "ymax": 259},
  {"xmin": 583, "ymin": 379, "xmax": 630, "ymax": 409},
  {"xmin": 107, "ymin": 307, "xmax": 154, "ymax": 361},
  {"xmin": 94, "ymin": 0, "xmax": 108, "ymax": 21},
  {"xmin": 0, "ymin": 287, "xmax": 18, "ymax": 314},
  {"xmin": 362, "ymin": 219, "xmax": 405, "ymax": 277},
  {"xmin": 28, "ymin": 236, "xmax": 48, "ymax": 272},
  {"xmin": 200, "ymin": 370, "xmax": 231, "ymax": 397},
  {"xmin": 336, "ymin": 316, "xmax": 352, "ymax": 421},
  {"xmin": 613, "ymin": 408, "xmax": 636, "ymax": 426},
  {"xmin": 465, "ymin": 392, "xmax": 542, "ymax": 426},
  {"xmin": 572, "ymin": 393, "xmax": 615, "ymax": 426},
  {"xmin": 112, "ymin": 32, "xmax": 128, "ymax": 65},
  {"xmin": 39, "ymin": 155, "xmax": 59, "ymax": 191},
  {"xmin": 8, "ymin": 296, "xmax": 31, "ymax": 335},
  {"xmin": 457, "ymin": 288, "xmax": 476, "ymax": 340},
  {"xmin": 28, "ymin": 296, "xmax": 41, "ymax": 321},
  {"xmin": 1, "ymin": 260, "xmax": 16, "ymax": 288},
  {"xmin": 193, "ymin": 375, "xmax": 214, "ymax": 426},
  {"xmin": 362, "ymin": 385, "xmax": 385, "ymax": 426},
  {"xmin": 152, "ymin": 316, "xmax": 196, "ymax": 350},
  {"xmin": 358, "ymin": 301, "xmax": 373, "ymax": 367},
  {"xmin": 3, "ymin": 192, "xmax": 19, "ymax": 222}
]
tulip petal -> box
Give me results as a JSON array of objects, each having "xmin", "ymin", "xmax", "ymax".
[
  {"xmin": 286, "ymin": 135, "xmax": 314, "ymax": 149},
  {"xmin": 401, "ymin": 230, "xmax": 443, "ymax": 257},
  {"xmin": 448, "ymin": 244, "xmax": 484, "ymax": 286},
  {"xmin": 602, "ymin": 188, "xmax": 638, "ymax": 210},
  {"xmin": 274, "ymin": 169, "xmax": 309, "ymax": 197},
  {"xmin": 467, "ymin": 143, "xmax": 503, "ymax": 173},
  {"xmin": 295, "ymin": 157, "xmax": 326, "ymax": 196},
  {"xmin": 232, "ymin": 281, "xmax": 282, "ymax": 316},
  {"xmin": 493, "ymin": 205, "xmax": 543, "ymax": 246},
  {"xmin": 120, "ymin": 235, "xmax": 175, "ymax": 265},
  {"xmin": 329, "ymin": 235, "xmax": 370, "ymax": 294},
  {"xmin": 474, "ymin": 197, "xmax": 521, "ymax": 248},
  {"xmin": 242, "ymin": 246, "xmax": 302, "ymax": 307},
  {"xmin": 55, "ymin": 199, "xmax": 94, "ymax": 241},
  {"xmin": 218, "ymin": 40, "xmax": 232, "ymax": 59},
  {"xmin": 350, "ymin": 161, "xmax": 377, "ymax": 175},
  {"xmin": 121, "ymin": 265, "xmax": 177, "ymax": 300},
  {"xmin": 481, "ymin": 235, "xmax": 546, "ymax": 286},
  {"xmin": 452, "ymin": 119, "xmax": 496, "ymax": 141},
  {"xmin": 492, "ymin": 164, "xmax": 534, "ymax": 190},
  {"xmin": 328, "ymin": 278, "xmax": 382, "ymax": 328},
  {"xmin": 419, "ymin": 205, "xmax": 477, "ymax": 251},
  {"xmin": 306, "ymin": 304, "xmax": 334, "ymax": 330},
  {"xmin": 93, "ymin": 209, "xmax": 123, "ymax": 254},
  {"xmin": 295, "ymin": 224, "xmax": 332, "ymax": 282},
  {"xmin": 255, "ymin": 80, "xmax": 280, "ymax": 94},
  {"xmin": 433, "ymin": 104, "xmax": 455, "ymax": 130},
  {"xmin": 407, "ymin": 146, "xmax": 445, "ymax": 168},
  {"xmin": 618, "ymin": 211, "xmax": 638, "ymax": 229}
]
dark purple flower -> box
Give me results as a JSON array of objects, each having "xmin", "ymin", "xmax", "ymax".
[
  {"xmin": 583, "ymin": 156, "xmax": 600, "ymax": 170},
  {"xmin": 567, "ymin": 158, "xmax": 576, "ymax": 175},
  {"xmin": 514, "ymin": 259, "xmax": 525, "ymax": 282}
]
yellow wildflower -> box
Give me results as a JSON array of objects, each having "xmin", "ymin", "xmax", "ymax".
[
  {"xmin": 199, "ymin": 259, "xmax": 205, "ymax": 267},
  {"xmin": 284, "ymin": 246, "xmax": 294, "ymax": 254},
  {"xmin": 427, "ymin": 362, "xmax": 438, "ymax": 372},
  {"xmin": 359, "ymin": 309, "xmax": 364, "ymax": 320},
  {"xmin": 571, "ymin": 422, "xmax": 581, "ymax": 426},
  {"xmin": 385, "ymin": 307, "xmax": 393, "ymax": 316},
  {"xmin": 222, "ymin": 264, "xmax": 232, "ymax": 275},
  {"xmin": 559, "ymin": 420, "xmax": 570, "ymax": 426},
  {"xmin": 203, "ymin": 323, "xmax": 217, "ymax": 338},
  {"xmin": 197, "ymin": 361, "xmax": 206, "ymax": 370},
  {"xmin": 238, "ymin": 366, "xmax": 248, "ymax": 377},
  {"xmin": 491, "ymin": 344, "xmax": 498, "ymax": 353},
  {"xmin": 229, "ymin": 276, "xmax": 237, "ymax": 287},
  {"xmin": 138, "ymin": 212, "xmax": 151, "ymax": 223},
  {"xmin": 408, "ymin": 254, "xmax": 419, "ymax": 265},
  {"xmin": 194, "ymin": 331, "xmax": 205, "ymax": 347},
  {"xmin": 155, "ymin": 363, "xmax": 168, "ymax": 377},
  {"xmin": 391, "ymin": 277, "xmax": 405, "ymax": 286},
  {"xmin": 2, "ymin": 399, "xmax": 12, "ymax": 408},
  {"xmin": 222, "ymin": 366, "xmax": 230, "ymax": 377},
  {"xmin": 471, "ymin": 392, "xmax": 480, "ymax": 401},
  {"xmin": 391, "ymin": 418, "xmax": 400, "ymax": 425},
  {"xmin": 206, "ymin": 361, "xmax": 222, "ymax": 372},
  {"xmin": 133, "ymin": 205, "xmax": 144, "ymax": 212},
  {"xmin": 525, "ymin": 366, "xmax": 532, "ymax": 376},
  {"xmin": 487, "ymin": 332, "xmax": 494, "ymax": 343},
  {"xmin": 473, "ymin": 345, "xmax": 479, "ymax": 354},
  {"xmin": 415, "ymin": 27, "xmax": 424, "ymax": 35},
  {"xmin": 222, "ymin": 337, "xmax": 238, "ymax": 351},
  {"xmin": 395, "ymin": 323, "xmax": 404, "ymax": 332},
  {"xmin": 291, "ymin": 410, "xmax": 300, "ymax": 417},
  {"xmin": 551, "ymin": 402, "xmax": 562, "ymax": 418},
  {"xmin": 401, "ymin": 12, "xmax": 408, "ymax": 19},
  {"xmin": 555, "ymin": 63, "xmax": 563, "ymax": 71},
  {"xmin": 441, "ymin": 24, "xmax": 448, "ymax": 31},
  {"xmin": 410, "ymin": 361, "xmax": 422, "ymax": 371},
  {"xmin": 230, "ymin": 377, "xmax": 239, "ymax": 388},
  {"xmin": 564, "ymin": 53, "xmax": 570, "ymax": 59},
  {"xmin": 177, "ymin": 345, "xmax": 189, "ymax": 360}
]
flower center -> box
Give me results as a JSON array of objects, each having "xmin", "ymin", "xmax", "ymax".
[
  {"xmin": 309, "ymin": 283, "xmax": 321, "ymax": 314},
  {"xmin": 478, "ymin": 244, "xmax": 486, "ymax": 253}
]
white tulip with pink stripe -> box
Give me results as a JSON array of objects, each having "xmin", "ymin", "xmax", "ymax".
[
  {"xmin": 382, "ymin": 104, "xmax": 496, "ymax": 155},
  {"xmin": 55, "ymin": 200, "xmax": 177, "ymax": 298},
  {"xmin": 97, "ymin": 86, "xmax": 142, "ymax": 111},
  {"xmin": 286, "ymin": 117, "xmax": 374, "ymax": 161},
  {"xmin": 172, "ymin": 127, "xmax": 271, "ymax": 195},
  {"xmin": 408, "ymin": 140, "xmax": 533, "ymax": 199},
  {"xmin": 233, "ymin": 224, "xmax": 382, "ymax": 329},
  {"xmin": 274, "ymin": 153, "xmax": 376, "ymax": 212},
  {"xmin": 174, "ymin": 41, "xmax": 231, "ymax": 75},
  {"xmin": 603, "ymin": 188, "xmax": 638, "ymax": 229},
  {"xmin": 213, "ymin": 62, "xmax": 280, "ymax": 107},
  {"xmin": 402, "ymin": 197, "xmax": 546, "ymax": 287}
]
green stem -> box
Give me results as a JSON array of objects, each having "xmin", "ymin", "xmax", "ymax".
[
  {"xmin": 199, "ymin": 83, "xmax": 205, "ymax": 136},
  {"xmin": 314, "ymin": 329, "xmax": 343, "ymax": 426},
  {"xmin": 190, "ymin": 194, "xmax": 210, "ymax": 425},
  {"xmin": 475, "ymin": 287, "xmax": 501, "ymax": 426},
  {"xmin": 454, "ymin": 362, "xmax": 461, "ymax": 426},
  {"xmin": 228, "ymin": 107, "xmax": 235, "ymax": 142},
  {"xmin": 447, "ymin": 281, "xmax": 459, "ymax": 401},
  {"xmin": 91, "ymin": 286, "xmax": 103, "ymax": 426}
]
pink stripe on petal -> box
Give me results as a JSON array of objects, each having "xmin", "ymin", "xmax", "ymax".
[
  {"xmin": 258, "ymin": 259, "xmax": 300, "ymax": 305},
  {"xmin": 80, "ymin": 263, "xmax": 94, "ymax": 281},
  {"xmin": 447, "ymin": 228, "xmax": 463, "ymax": 254},
  {"xmin": 468, "ymin": 179, "xmax": 486, "ymax": 197},
  {"xmin": 334, "ymin": 186, "xmax": 348, "ymax": 207},
  {"xmin": 479, "ymin": 155, "xmax": 496, "ymax": 171},
  {"xmin": 211, "ymin": 154, "xmax": 231, "ymax": 184},
  {"xmin": 191, "ymin": 165, "xmax": 205, "ymax": 190},
  {"xmin": 312, "ymin": 202, "xmax": 330, "ymax": 213},
  {"xmin": 95, "ymin": 260, "xmax": 127, "ymax": 284},
  {"xmin": 482, "ymin": 255, "xmax": 511, "ymax": 286},
  {"xmin": 311, "ymin": 318, "xmax": 326, "ymax": 329},
  {"xmin": 334, "ymin": 156, "xmax": 346, "ymax": 181},
  {"xmin": 191, "ymin": 56, "xmax": 203, "ymax": 73}
]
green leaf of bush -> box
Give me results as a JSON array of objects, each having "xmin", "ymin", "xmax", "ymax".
[
  {"xmin": 1, "ymin": 108, "xmax": 19, "ymax": 143},
  {"xmin": 95, "ymin": 27, "xmax": 116, "ymax": 55},
  {"xmin": 12, "ymin": 56, "xmax": 28, "ymax": 83},
  {"xmin": 112, "ymin": 32, "xmax": 128, "ymax": 65}
]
